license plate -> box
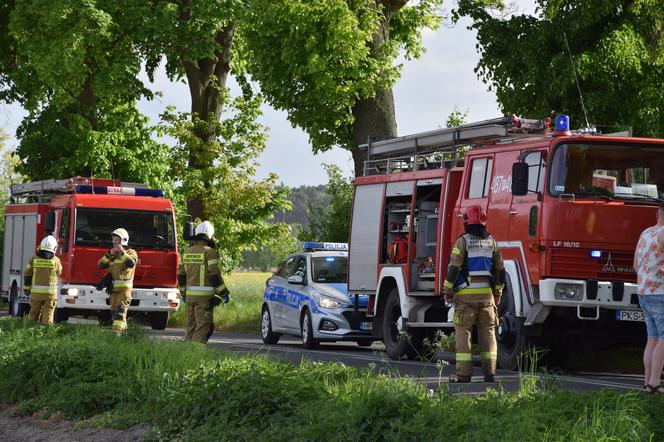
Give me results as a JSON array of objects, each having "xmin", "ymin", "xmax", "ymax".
[
  {"xmin": 359, "ymin": 321, "xmax": 373, "ymax": 331},
  {"xmin": 616, "ymin": 310, "xmax": 645, "ymax": 322}
]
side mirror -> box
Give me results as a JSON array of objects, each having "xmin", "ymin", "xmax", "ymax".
[
  {"xmin": 44, "ymin": 211, "xmax": 56, "ymax": 234},
  {"xmin": 511, "ymin": 162, "xmax": 529, "ymax": 196},
  {"xmin": 183, "ymin": 221, "xmax": 194, "ymax": 240},
  {"xmin": 287, "ymin": 275, "xmax": 304, "ymax": 285}
]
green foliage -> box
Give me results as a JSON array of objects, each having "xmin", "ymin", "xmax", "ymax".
[
  {"xmin": 299, "ymin": 164, "xmax": 353, "ymax": 243},
  {"xmin": 161, "ymin": 92, "xmax": 292, "ymax": 271},
  {"xmin": 455, "ymin": 0, "xmax": 664, "ymax": 137},
  {"xmin": 444, "ymin": 105, "xmax": 469, "ymax": 128},
  {"xmin": 242, "ymin": 0, "xmax": 443, "ymax": 153},
  {"xmin": 0, "ymin": 319, "xmax": 661, "ymax": 441},
  {"xmin": 2, "ymin": 0, "xmax": 169, "ymax": 185}
]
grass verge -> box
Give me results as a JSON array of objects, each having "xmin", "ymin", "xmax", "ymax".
[
  {"xmin": 0, "ymin": 318, "xmax": 662, "ymax": 441},
  {"xmin": 168, "ymin": 272, "xmax": 268, "ymax": 334}
]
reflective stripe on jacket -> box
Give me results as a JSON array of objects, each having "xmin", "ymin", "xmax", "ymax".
[
  {"xmin": 24, "ymin": 255, "xmax": 62, "ymax": 295},
  {"xmin": 178, "ymin": 241, "xmax": 227, "ymax": 296}
]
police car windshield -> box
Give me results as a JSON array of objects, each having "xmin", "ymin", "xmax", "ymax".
[
  {"xmin": 311, "ymin": 257, "xmax": 347, "ymax": 284},
  {"xmin": 75, "ymin": 208, "xmax": 176, "ymax": 250},
  {"xmin": 549, "ymin": 143, "xmax": 664, "ymax": 202}
]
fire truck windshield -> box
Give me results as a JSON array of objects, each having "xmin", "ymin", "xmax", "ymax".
[
  {"xmin": 549, "ymin": 142, "xmax": 664, "ymax": 202},
  {"xmin": 74, "ymin": 208, "xmax": 176, "ymax": 250}
]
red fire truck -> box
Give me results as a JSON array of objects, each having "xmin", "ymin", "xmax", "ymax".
[
  {"xmin": 348, "ymin": 116, "xmax": 663, "ymax": 368},
  {"xmin": 1, "ymin": 177, "xmax": 180, "ymax": 329}
]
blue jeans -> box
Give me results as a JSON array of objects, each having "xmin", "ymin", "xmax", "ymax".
[{"xmin": 640, "ymin": 295, "xmax": 664, "ymax": 339}]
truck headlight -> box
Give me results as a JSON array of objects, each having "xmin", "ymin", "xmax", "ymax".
[
  {"xmin": 318, "ymin": 296, "xmax": 341, "ymax": 309},
  {"xmin": 67, "ymin": 288, "xmax": 80, "ymax": 296},
  {"xmin": 164, "ymin": 292, "xmax": 179, "ymax": 301},
  {"xmin": 554, "ymin": 283, "xmax": 583, "ymax": 300}
]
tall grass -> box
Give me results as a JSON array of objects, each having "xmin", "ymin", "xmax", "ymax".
[
  {"xmin": 168, "ymin": 272, "xmax": 269, "ymax": 334},
  {"xmin": 0, "ymin": 318, "xmax": 661, "ymax": 441}
]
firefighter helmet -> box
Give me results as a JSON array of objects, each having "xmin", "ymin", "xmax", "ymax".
[
  {"xmin": 39, "ymin": 235, "xmax": 58, "ymax": 253},
  {"xmin": 111, "ymin": 228, "xmax": 129, "ymax": 246},
  {"xmin": 194, "ymin": 220, "xmax": 215, "ymax": 239},
  {"xmin": 463, "ymin": 205, "xmax": 487, "ymax": 226}
]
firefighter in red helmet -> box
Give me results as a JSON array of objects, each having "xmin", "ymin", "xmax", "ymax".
[{"xmin": 443, "ymin": 205, "xmax": 505, "ymax": 382}]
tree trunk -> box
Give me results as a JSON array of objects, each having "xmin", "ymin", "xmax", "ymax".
[
  {"xmin": 183, "ymin": 22, "xmax": 236, "ymax": 221},
  {"xmin": 349, "ymin": 1, "xmax": 405, "ymax": 177},
  {"xmin": 351, "ymin": 88, "xmax": 397, "ymax": 176}
]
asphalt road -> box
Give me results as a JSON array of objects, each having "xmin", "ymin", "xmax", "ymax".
[{"xmin": 153, "ymin": 328, "xmax": 648, "ymax": 395}]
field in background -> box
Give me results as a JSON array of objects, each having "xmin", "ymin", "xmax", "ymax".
[{"xmin": 168, "ymin": 272, "xmax": 269, "ymax": 334}]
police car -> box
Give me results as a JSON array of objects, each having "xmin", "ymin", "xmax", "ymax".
[{"xmin": 261, "ymin": 242, "xmax": 375, "ymax": 349}]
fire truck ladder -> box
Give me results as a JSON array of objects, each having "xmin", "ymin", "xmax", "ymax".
[{"xmin": 360, "ymin": 116, "xmax": 549, "ymax": 176}]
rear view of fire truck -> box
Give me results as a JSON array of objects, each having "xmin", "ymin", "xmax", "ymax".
[
  {"xmin": 349, "ymin": 115, "xmax": 659, "ymax": 368},
  {"xmin": 1, "ymin": 177, "xmax": 180, "ymax": 329}
]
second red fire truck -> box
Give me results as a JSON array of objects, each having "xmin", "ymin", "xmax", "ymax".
[
  {"xmin": 1, "ymin": 177, "xmax": 180, "ymax": 329},
  {"xmin": 348, "ymin": 116, "xmax": 663, "ymax": 368}
]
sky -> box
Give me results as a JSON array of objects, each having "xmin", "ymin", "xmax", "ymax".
[{"xmin": 0, "ymin": 2, "xmax": 536, "ymax": 187}]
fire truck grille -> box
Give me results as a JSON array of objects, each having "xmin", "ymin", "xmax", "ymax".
[{"xmin": 548, "ymin": 249, "xmax": 636, "ymax": 282}]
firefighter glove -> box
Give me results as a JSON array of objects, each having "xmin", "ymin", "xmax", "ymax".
[
  {"xmin": 181, "ymin": 293, "xmax": 186, "ymax": 304},
  {"xmin": 212, "ymin": 294, "xmax": 222, "ymax": 307}
]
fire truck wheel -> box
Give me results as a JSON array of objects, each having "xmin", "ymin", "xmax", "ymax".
[
  {"xmin": 261, "ymin": 306, "xmax": 280, "ymax": 344},
  {"xmin": 9, "ymin": 284, "xmax": 29, "ymax": 317},
  {"xmin": 496, "ymin": 277, "xmax": 526, "ymax": 371},
  {"xmin": 149, "ymin": 312, "xmax": 169, "ymax": 330},
  {"xmin": 381, "ymin": 287, "xmax": 419, "ymax": 360},
  {"xmin": 300, "ymin": 309, "xmax": 319, "ymax": 349},
  {"xmin": 53, "ymin": 308, "xmax": 70, "ymax": 323}
]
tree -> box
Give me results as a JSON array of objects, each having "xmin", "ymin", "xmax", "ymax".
[
  {"xmin": 243, "ymin": 0, "xmax": 443, "ymax": 176},
  {"xmin": 455, "ymin": 0, "xmax": 664, "ymax": 137},
  {"xmin": 162, "ymin": 92, "xmax": 292, "ymax": 271},
  {"xmin": 1, "ymin": 0, "xmax": 170, "ymax": 186},
  {"xmin": 141, "ymin": 0, "xmax": 244, "ymax": 220},
  {"xmin": 299, "ymin": 165, "xmax": 353, "ymax": 243}
]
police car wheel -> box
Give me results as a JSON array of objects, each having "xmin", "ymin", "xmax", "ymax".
[
  {"xmin": 300, "ymin": 309, "xmax": 319, "ymax": 349},
  {"xmin": 261, "ymin": 306, "xmax": 280, "ymax": 344}
]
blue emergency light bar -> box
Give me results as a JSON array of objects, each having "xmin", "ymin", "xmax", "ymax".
[
  {"xmin": 302, "ymin": 242, "xmax": 348, "ymax": 251},
  {"xmin": 74, "ymin": 185, "xmax": 164, "ymax": 198},
  {"xmin": 590, "ymin": 250, "xmax": 602, "ymax": 258}
]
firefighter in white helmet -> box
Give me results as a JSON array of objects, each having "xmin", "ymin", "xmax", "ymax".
[
  {"xmin": 98, "ymin": 228, "xmax": 138, "ymax": 334},
  {"xmin": 24, "ymin": 235, "xmax": 62, "ymax": 324},
  {"xmin": 178, "ymin": 220, "xmax": 230, "ymax": 343}
]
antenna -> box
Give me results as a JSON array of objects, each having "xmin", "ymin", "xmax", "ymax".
[{"xmin": 563, "ymin": 32, "xmax": 591, "ymax": 129}]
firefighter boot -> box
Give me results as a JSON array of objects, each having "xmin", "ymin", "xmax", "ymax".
[
  {"xmin": 453, "ymin": 301, "xmax": 475, "ymax": 378},
  {"xmin": 478, "ymin": 301, "xmax": 498, "ymax": 379}
]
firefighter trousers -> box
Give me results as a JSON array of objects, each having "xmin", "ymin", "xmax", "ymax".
[
  {"xmin": 453, "ymin": 297, "xmax": 499, "ymax": 377},
  {"xmin": 185, "ymin": 296, "xmax": 214, "ymax": 343},
  {"xmin": 29, "ymin": 294, "xmax": 56, "ymax": 324},
  {"xmin": 110, "ymin": 289, "xmax": 132, "ymax": 333}
]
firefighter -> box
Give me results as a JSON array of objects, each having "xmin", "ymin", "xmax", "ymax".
[
  {"xmin": 98, "ymin": 228, "xmax": 138, "ymax": 334},
  {"xmin": 443, "ymin": 205, "xmax": 505, "ymax": 383},
  {"xmin": 24, "ymin": 235, "xmax": 62, "ymax": 324},
  {"xmin": 178, "ymin": 220, "xmax": 230, "ymax": 343}
]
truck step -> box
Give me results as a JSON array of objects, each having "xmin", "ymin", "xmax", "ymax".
[{"xmin": 407, "ymin": 291, "xmax": 439, "ymax": 297}]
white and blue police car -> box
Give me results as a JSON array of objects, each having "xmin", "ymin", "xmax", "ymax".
[{"xmin": 261, "ymin": 242, "xmax": 375, "ymax": 349}]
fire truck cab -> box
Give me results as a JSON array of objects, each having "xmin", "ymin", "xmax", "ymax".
[
  {"xmin": 348, "ymin": 116, "xmax": 663, "ymax": 368},
  {"xmin": 1, "ymin": 177, "xmax": 180, "ymax": 329}
]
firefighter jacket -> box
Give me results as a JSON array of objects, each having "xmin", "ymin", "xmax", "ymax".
[
  {"xmin": 443, "ymin": 233, "xmax": 505, "ymax": 299},
  {"xmin": 24, "ymin": 255, "xmax": 62, "ymax": 296},
  {"xmin": 98, "ymin": 249, "xmax": 138, "ymax": 291},
  {"xmin": 178, "ymin": 240, "xmax": 229, "ymax": 297}
]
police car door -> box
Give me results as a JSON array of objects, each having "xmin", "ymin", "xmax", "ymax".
[
  {"xmin": 284, "ymin": 256, "xmax": 308, "ymax": 332},
  {"xmin": 271, "ymin": 256, "xmax": 298, "ymax": 329}
]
